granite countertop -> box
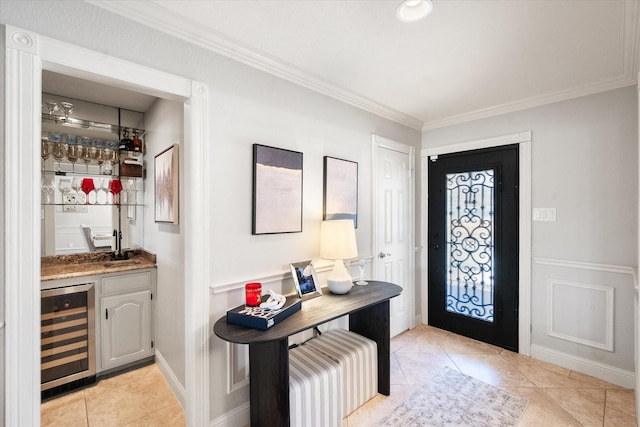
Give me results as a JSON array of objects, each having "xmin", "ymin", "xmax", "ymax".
[{"xmin": 41, "ymin": 249, "xmax": 157, "ymax": 281}]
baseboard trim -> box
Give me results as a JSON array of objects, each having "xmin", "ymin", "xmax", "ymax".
[
  {"xmin": 210, "ymin": 402, "xmax": 250, "ymax": 427},
  {"xmin": 413, "ymin": 314, "xmax": 422, "ymax": 329},
  {"xmin": 155, "ymin": 349, "xmax": 186, "ymax": 408},
  {"xmin": 530, "ymin": 344, "xmax": 635, "ymax": 388}
]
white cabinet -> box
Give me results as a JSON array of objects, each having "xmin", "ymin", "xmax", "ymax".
[{"xmin": 99, "ymin": 270, "xmax": 155, "ymax": 372}]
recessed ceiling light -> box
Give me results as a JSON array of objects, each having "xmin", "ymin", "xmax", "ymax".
[{"xmin": 396, "ymin": 0, "xmax": 433, "ymax": 23}]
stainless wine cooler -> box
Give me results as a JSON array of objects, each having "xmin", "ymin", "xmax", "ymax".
[{"xmin": 41, "ymin": 284, "xmax": 95, "ymax": 391}]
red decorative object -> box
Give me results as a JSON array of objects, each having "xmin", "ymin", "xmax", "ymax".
[
  {"xmin": 245, "ymin": 282, "xmax": 262, "ymax": 307},
  {"xmin": 80, "ymin": 178, "xmax": 95, "ymax": 194}
]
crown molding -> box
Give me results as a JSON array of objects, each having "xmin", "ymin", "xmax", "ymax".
[
  {"xmin": 87, "ymin": 0, "xmax": 638, "ymax": 134},
  {"xmin": 86, "ymin": 0, "xmax": 424, "ymax": 130},
  {"xmin": 421, "ymin": 75, "xmax": 637, "ymax": 131}
]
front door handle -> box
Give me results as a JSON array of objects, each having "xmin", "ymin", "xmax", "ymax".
[{"xmin": 379, "ymin": 252, "xmax": 391, "ymax": 258}]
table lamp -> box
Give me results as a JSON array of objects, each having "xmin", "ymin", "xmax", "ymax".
[{"xmin": 320, "ymin": 219, "xmax": 358, "ymax": 294}]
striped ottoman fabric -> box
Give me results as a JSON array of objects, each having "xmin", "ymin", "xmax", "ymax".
[
  {"xmin": 304, "ymin": 329, "xmax": 378, "ymax": 416},
  {"xmin": 289, "ymin": 344, "xmax": 343, "ymax": 427}
]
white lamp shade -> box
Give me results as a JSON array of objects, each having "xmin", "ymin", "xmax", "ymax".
[{"xmin": 320, "ymin": 219, "xmax": 358, "ymax": 260}]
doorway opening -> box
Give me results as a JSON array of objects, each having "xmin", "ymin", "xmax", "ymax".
[
  {"xmin": 4, "ymin": 25, "xmax": 210, "ymax": 426},
  {"xmin": 428, "ymin": 145, "xmax": 519, "ymax": 351},
  {"xmin": 421, "ymin": 131, "xmax": 532, "ymax": 355}
]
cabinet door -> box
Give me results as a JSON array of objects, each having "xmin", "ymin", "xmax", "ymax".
[{"xmin": 101, "ymin": 290, "xmax": 152, "ymax": 370}]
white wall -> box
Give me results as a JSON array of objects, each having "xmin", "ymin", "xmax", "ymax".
[
  {"xmin": 0, "ymin": 1, "xmax": 421, "ymax": 423},
  {"xmin": 144, "ymin": 98, "xmax": 186, "ymax": 394},
  {"xmin": 423, "ymin": 86, "xmax": 638, "ymax": 380}
]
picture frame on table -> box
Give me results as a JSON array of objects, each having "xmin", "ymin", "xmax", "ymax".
[
  {"xmin": 252, "ymin": 144, "xmax": 303, "ymax": 234},
  {"xmin": 323, "ymin": 156, "xmax": 358, "ymax": 228},
  {"xmin": 154, "ymin": 144, "xmax": 179, "ymax": 224},
  {"xmin": 290, "ymin": 260, "xmax": 322, "ymax": 300}
]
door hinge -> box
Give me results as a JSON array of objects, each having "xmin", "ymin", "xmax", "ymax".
[
  {"xmin": 150, "ymin": 293, "xmax": 153, "ymax": 301},
  {"xmin": 151, "ymin": 341, "xmax": 154, "ymax": 348},
  {"xmin": 105, "ymin": 308, "xmax": 109, "ymax": 320}
]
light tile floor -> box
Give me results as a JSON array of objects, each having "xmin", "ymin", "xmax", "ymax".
[
  {"xmin": 41, "ymin": 364, "xmax": 185, "ymax": 427},
  {"xmin": 42, "ymin": 326, "xmax": 638, "ymax": 426},
  {"xmin": 344, "ymin": 325, "xmax": 638, "ymax": 426}
]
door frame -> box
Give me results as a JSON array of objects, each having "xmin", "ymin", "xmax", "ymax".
[
  {"xmin": 421, "ymin": 131, "xmax": 532, "ymax": 355},
  {"xmin": 4, "ymin": 25, "xmax": 211, "ymax": 426},
  {"xmin": 371, "ymin": 134, "xmax": 416, "ymax": 332}
]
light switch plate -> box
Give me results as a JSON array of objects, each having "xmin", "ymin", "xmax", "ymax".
[{"xmin": 533, "ymin": 208, "xmax": 556, "ymax": 222}]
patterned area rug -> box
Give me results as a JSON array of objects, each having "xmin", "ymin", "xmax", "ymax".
[{"xmin": 380, "ymin": 367, "xmax": 528, "ymax": 426}]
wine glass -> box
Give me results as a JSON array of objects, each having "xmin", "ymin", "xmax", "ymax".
[
  {"xmin": 96, "ymin": 178, "xmax": 109, "ymax": 204},
  {"xmin": 42, "ymin": 99, "xmax": 58, "ymax": 119},
  {"xmin": 50, "ymin": 133, "xmax": 65, "ymax": 172},
  {"xmin": 66, "ymin": 134, "xmax": 79, "ymax": 172},
  {"xmin": 133, "ymin": 178, "xmax": 143, "ymax": 205},
  {"xmin": 102, "ymin": 140, "xmax": 116, "ymax": 175},
  {"xmin": 80, "ymin": 137, "xmax": 95, "ymax": 173},
  {"xmin": 109, "ymin": 178, "xmax": 123, "ymax": 204},
  {"xmin": 58, "ymin": 101, "xmax": 73, "ymax": 123},
  {"xmin": 94, "ymin": 139, "xmax": 106, "ymax": 174},
  {"xmin": 356, "ymin": 258, "xmax": 368, "ymax": 286},
  {"xmin": 41, "ymin": 177, "xmax": 55, "ymax": 204},
  {"xmin": 70, "ymin": 177, "xmax": 82, "ymax": 205},
  {"xmin": 81, "ymin": 177, "xmax": 95, "ymax": 205},
  {"xmin": 41, "ymin": 131, "xmax": 50, "ymax": 170}
]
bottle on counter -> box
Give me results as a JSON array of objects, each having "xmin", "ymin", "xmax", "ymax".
[{"xmin": 132, "ymin": 129, "xmax": 143, "ymax": 153}]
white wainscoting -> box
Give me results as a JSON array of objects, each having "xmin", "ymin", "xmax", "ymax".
[
  {"xmin": 547, "ymin": 279, "xmax": 614, "ymax": 351},
  {"xmin": 532, "ymin": 257, "xmax": 635, "ymax": 387},
  {"xmin": 212, "ymin": 257, "xmax": 374, "ymax": 425}
]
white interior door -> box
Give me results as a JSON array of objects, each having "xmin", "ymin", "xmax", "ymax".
[{"xmin": 373, "ymin": 135, "xmax": 414, "ymax": 338}]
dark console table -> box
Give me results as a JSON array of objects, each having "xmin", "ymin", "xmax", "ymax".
[{"xmin": 213, "ymin": 280, "xmax": 402, "ymax": 427}]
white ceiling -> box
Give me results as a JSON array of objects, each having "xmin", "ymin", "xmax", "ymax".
[{"xmin": 90, "ymin": 0, "xmax": 640, "ymax": 131}]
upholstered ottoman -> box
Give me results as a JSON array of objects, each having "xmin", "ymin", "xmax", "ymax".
[
  {"xmin": 304, "ymin": 329, "xmax": 378, "ymax": 416},
  {"xmin": 289, "ymin": 344, "xmax": 343, "ymax": 427}
]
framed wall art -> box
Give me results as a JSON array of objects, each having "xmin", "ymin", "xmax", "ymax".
[
  {"xmin": 323, "ymin": 156, "xmax": 358, "ymax": 228},
  {"xmin": 154, "ymin": 144, "xmax": 179, "ymax": 224},
  {"xmin": 252, "ymin": 144, "xmax": 303, "ymax": 234},
  {"xmin": 290, "ymin": 260, "xmax": 322, "ymax": 300}
]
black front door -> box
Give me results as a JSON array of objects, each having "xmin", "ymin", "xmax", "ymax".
[{"xmin": 428, "ymin": 144, "xmax": 519, "ymax": 351}]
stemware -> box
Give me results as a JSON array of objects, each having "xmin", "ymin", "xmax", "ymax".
[
  {"xmin": 42, "ymin": 99, "xmax": 58, "ymax": 119},
  {"xmin": 96, "ymin": 178, "xmax": 108, "ymax": 205},
  {"xmin": 102, "ymin": 140, "xmax": 116, "ymax": 175},
  {"xmin": 133, "ymin": 178, "xmax": 143, "ymax": 205},
  {"xmin": 66, "ymin": 134, "xmax": 79, "ymax": 172},
  {"xmin": 109, "ymin": 178, "xmax": 123, "ymax": 204},
  {"xmin": 81, "ymin": 177, "xmax": 96, "ymax": 204},
  {"xmin": 50, "ymin": 133, "xmax": 65, "ymax": 172},
  {"xmin": 41, "ymin": 177, "xmax": 55, "ymax": 204},
  {"xmin": 69, "ymin": 177, "xmax": 82, "ymax": 205},
  {"xmin": 356, "ymin": 258, "xmax": 368, "ymax": 286},
  {"xmin": 41, "ymin": 131, "xmax": 50, "ymax": 170},
  {"xmin": 94, "ymin": 139, "xmax": 106, "ymax": 174},
  {"xmin": 80, "ymin": 137, "xmax": 95, "ymax": 173},
  {"xmin": 58, "ymin": 102, "xmax": 74, "ymax": 123}
]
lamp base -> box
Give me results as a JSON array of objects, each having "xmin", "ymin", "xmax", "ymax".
[
  {"xmin": 327, "ymin": 260, "xmax": 353, "ymax": 294},
  {"xmin": 327, "ymin": 278, "xmax": 353, "ymax": 294}
]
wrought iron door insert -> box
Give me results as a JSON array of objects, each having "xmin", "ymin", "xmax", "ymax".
[{"xmin": 445, "ymin": 169, "xmax": 494, "ymax": 322}]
